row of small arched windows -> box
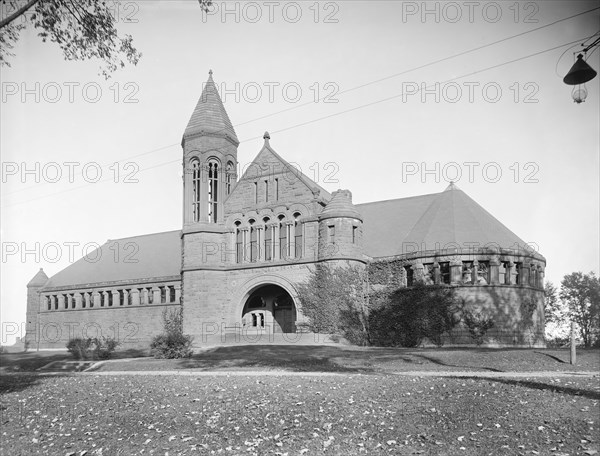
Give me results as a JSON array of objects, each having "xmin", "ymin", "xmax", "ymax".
[{"xmin": 234, "ymin": 213, "xmax": 302, "ymax": 263}]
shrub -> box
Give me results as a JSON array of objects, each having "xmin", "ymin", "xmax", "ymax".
[
  {"xmin": 150, "ymin": 308, "xmax": 194, "ymax": 358},
  {"xmin": 462, "ymin": 310, "xmax": 495, "ymax": 346},
  {"xmin": 545, "ymin": 335, "xmax": 569, "ymax": 348},
  {"xmin": 150, "ymin": 332, "xmax": 194, "ymax": 359},
  {"xmin": 369, "ymin": 284, "xmax": 460, "ymax": 347},
  {"xmin": 66, "ymin": 337, "xmax": 119, "ymax": 360},
  {"xmin": 67, "ymin": 337, "xmax": 93, "ymax": 359}
]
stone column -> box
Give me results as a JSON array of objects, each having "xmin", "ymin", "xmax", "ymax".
[
  {"xmin": 241, "ymin": 228, "xmax": 249, "ymax": 263},
  {"xmin": 257, "ymin": 226, "xmax": 264, "ymax": 261},
  {"xmin": 521, "ymin": 264, "xmax": 530, "ymax": 287},
  {"xmin": 76, "ymin": 293, "xmax": 83, "ymax": 309},
  {"xmin": 433, "ymin": 262, "xmax": 440, "ymax": 285},
  {"xmin": 489, "ymin": 258, "xmax": 500, "ymax": 284},
  {"xmin": 472, "ymin": 260, "xmax": 479, "ymax": 285},
  {"xmin": 153, "ymin": 287, "xmax": 161, "ymax": 304},
  {"xmin": 110, "ymin": 290, "xmax": 117, "ymax": 307},
  {"xmin": 229, "ymin": 228, "xmax": 237, "ymax": 264},
  {"xmin": 414, "ymin": 263, "xmax": 424, "ymax": 283},
  {"xmin": 139, "ymin": 288, "xmax": 146, "ymax": 305},
  {"xmin": 538, "ymin": 266, "xmax": 544, "ymax": 288},
  {"xmin": 508, "ymin": 262, "xmax": 517, "ymax": 285},
  {"xmin": 450, "ymin": 260, "xmax": 462, "ymax": 284},
  {"xmin": 50, "ymin": 295, "xmax": 56, "ymax": 310},
  {"xmin": 274, "ymin": 223, "xmax": 281, "ymax": 261},
  {"xmin": 131, "ymin": 289, "xmax": 139, "ymax": 306},
  {"xmin": 183, "ymin": 163, "xmax": 190, "ymax": 223},
  {"xmin": 175, "ymin": 284, "xmax": 182, "ymax": 303},
  {"xmin": 92, "ymin": 292, "xmax": 100, "ymax": 307}
]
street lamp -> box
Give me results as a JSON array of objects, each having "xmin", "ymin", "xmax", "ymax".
[
  {"xmin": 563, "ymin": 54, "xmax": 597, "ymax": 103},
  {"xmin": 563, "ymin": 34, "xmax": 600, "ymax": 104}
]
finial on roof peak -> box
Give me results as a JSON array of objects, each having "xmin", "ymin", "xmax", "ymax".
[
  {"xmin": 263, "ymin": 131, "xmax": 270, "ymax": 140},
  {"xmin": 209, "ymin": 69, "xmax": 213, "ymax": 76},
  {"xmin": 445, "ymin": 181, "xmax": 458, "ymax": 191}
]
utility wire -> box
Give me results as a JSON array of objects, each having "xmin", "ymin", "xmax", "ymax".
[
  {"xmin": 2, "ymin": 37, "xmax": 590, "ymax": 209},
  {"xmin": 4, "ymin": 6, "xmax": 597, "ymax": 198}
]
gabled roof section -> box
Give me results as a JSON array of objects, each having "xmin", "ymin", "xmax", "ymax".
[
  {"xmin": 183, "ymin": 70, "xmax": 239, "ymax": 145},
  {"xmin": 27, "ymin": 268, "xmax": 49, "ymax": 288},
  {"xmin": 236, "ymin": 133, "xmax": 331, "ymax": 201},
  {"xmin": 356, "ymin": 184, "xmax": 534, "ymax": 259},
  {"xmin": 42, "ymin": 230, "xmax": 182, "ymax": 290}
]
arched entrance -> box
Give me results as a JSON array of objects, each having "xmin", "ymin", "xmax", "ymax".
[{"xmin": 241, "ymin": 284, "xmax": 297, "ymax": 333}]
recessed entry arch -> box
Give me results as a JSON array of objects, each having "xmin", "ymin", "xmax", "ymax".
[{"xmin": 231, "ymin": 275, "xmax": 300, "ymax": 333}]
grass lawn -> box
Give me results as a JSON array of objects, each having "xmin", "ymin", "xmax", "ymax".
[
  {"xmin": 1, "ymin": 372, "xmax": 598, "ymax": 455},
  {"xmin": 91, "ymin": 346, "xmax": 600, "ymax": 374}
]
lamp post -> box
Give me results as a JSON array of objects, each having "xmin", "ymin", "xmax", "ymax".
[{"xmin": 563, "ymin": 36, "xmax": 599, "ymax": 103}]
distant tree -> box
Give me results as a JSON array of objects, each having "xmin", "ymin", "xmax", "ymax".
[
  {"xmin": 560, "ymin": 272, "xmax": 600, "ymax": 347},
  {"xmin": 0, "ymin": 0, "xmax": 212, "ymax": 78},
  {"xmin": 544, "ymin": 281, "xmax": 564, "ymax": 325}
]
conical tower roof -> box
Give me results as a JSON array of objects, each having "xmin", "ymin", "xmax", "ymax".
[
  {"xmin": 402, "ymin": 183, "xmax": 529, "ymax": 250},
  {"xmin": 27, "ymin": 268, "xmax": 48, "ymax": 288},
  {"xmin": 319, "ymin": 189, "xmax": 362, "ymax": 221},
  {"xmin": 356, "ymin": 184, "xmax": 542, "ymax": 259},
  {"xmin": 183, "ymin": 70, "xmax": 239, "ymax": 145}
]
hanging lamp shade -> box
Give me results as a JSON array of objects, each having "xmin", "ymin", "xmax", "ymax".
[{"xmin": 563, "ymin": 54, "xmax": 597, "ymax": 85}]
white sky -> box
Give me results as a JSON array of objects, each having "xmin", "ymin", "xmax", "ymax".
[{"xmin": 1, "ymin": 1, "xmax": 599, "ymax": 344}]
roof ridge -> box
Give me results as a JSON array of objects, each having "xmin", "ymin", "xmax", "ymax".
[
  {"xmin": 106, "ymin": 229, "xmax": 181, "ymax": 243},
  {"xmin": 355, "ymin": 191, "xmax": 442, "ymax": 207}
]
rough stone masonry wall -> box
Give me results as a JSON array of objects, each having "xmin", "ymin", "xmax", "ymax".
[
  {"xmin": 32, "ymin": 302, "xmax": 181, "ymax": 350},
  {"xmin": 183, "ymin": 262, "xmax": 314, "ymax": 347},
  {"xmin": 450, "ymin": 285, "xmax": 545, "ymax": 347}
]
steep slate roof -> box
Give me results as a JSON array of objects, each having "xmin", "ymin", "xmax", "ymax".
[
  {"xmin": 356, "ymin": 184, "xmax": 531, "ymax": 259},
  {"xmin": 42, "ymin": 230, "xmax": 181, "ymax": 290},
  {"xmin": 27, "ymin": 268, "xmax": 49, "ymax": 288},
  {"xmin": 183, "ymin": 70, "xmax": 239, "ymax": 145}
]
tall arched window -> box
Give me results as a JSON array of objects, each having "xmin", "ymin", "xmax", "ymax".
[
  {"xmin": 279, "ymin": 215, "xmax": 287, "ymax": 259},
  {"xmin": 249, "ymin": 219, "xmax": 257, "ymax": 263},
  {"xmin": 235, "ymin": 221, "xmax": 242, "ymax": 263},
  {"xmin": 293, "ymin": 212, "xmax": 302, "ymax": 258},
  {"xmin": 191, "ymin": 159, "xmax": 201, "ymax": 222},
  {"xmin": 263, "ymin": 217, "xmax": 272, "ymax": 261},
  {"xmin": 207, "ymin": 161, "xmax": 218, "ymax": 223},
  {"xmin": 226, "ymin": 161, "xmax": 234, "ymax": 195}
]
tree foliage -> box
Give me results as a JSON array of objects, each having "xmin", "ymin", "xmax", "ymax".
[
  {"xmin": 544, "ymin": 281, "xmax": 562, "ymax": 325},
  {"xmin": 461, "ymin": 310, "xmax": 495, "ymax": 346},
  {"xmin": 0, "ymin": 0, "xmax": 212, "ymax": 78},
  {"xmin": 150, "ymin": 307, "xmax": 194, "ymax": 359},
  {"xmin": 296, "ymin": 263, "xmax": 370, "ymax": 345},
  {"xmin": 559, "ymin": 271, "xmax": 600, "ymax": 347},
  {"xmin": 369, "ymin": 284, "xmax": 460, "ymax": 347},
  {"xmin": 297, "ymin": 264, "xmax": 460, "ymax": 347}
]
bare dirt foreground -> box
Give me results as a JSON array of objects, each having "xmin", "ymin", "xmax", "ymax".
[{"xmin": 1, "ymin": 348, "xmax": 599, "ymax": 456}]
